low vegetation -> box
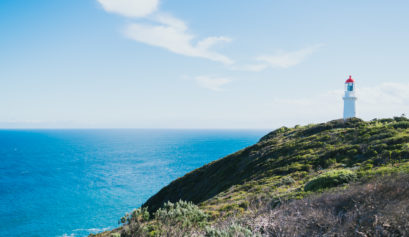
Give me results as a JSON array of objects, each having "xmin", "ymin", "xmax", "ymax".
[
  {"xmin": 250, "ymin": 174, "xmax": 409, "ymax": 236},
  {"xmin": 93, "ymin": 116, "xmax": 409, "ymax": 236},
  {"xmin": 304, "ymin": 169, "xmax": 357, "ymax": 191}
]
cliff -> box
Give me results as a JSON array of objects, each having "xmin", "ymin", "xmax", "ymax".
[{"xmin": 94, "ymin": 117, "xmax": 409, "ymax": 236}]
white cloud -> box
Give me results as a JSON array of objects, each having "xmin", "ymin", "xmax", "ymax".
[
  {"xmin": 97, "ymin": 0, "xmax": 320, "ymax": 69},
  {"xmin": 124, "ymin": 14, "xmax": 233, "ymax": 64},
  {"xmin": 97, "ymin": 0, "xmax": 233, "ymax": 64},
  {"xmin": 269, "ymin": 82, "xmax": 409, "ymax": 123},
  {"xmin": 357, "ymin": 82, "xmax": 409, "ymax": 119},
  {"xmin": 97, "ymin": 0, "xmax": 159, "ymax": 18},
  {"xmin": 257, "ymin": 45, "xmax": 321, "ymax": 69},
  {"xmin": 196, "ymin": 36, "xmax": 232, "ymax": 51},
  {"xmin": 359, "ymin": 82, "xmax": 409, "ymax": 106},
  {"xmin": 195, "ymin": 76, "xmax": 232, "ymax": 91}
]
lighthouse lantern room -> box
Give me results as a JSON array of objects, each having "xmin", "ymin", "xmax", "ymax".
[{"xmin": 343, "ymin": 75, "xmax": 357, "ymax": 120}]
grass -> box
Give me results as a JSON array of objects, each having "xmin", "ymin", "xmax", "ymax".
[{"xmin": 93, "ymin": 116, "xmax": 409, "ymax": 236}]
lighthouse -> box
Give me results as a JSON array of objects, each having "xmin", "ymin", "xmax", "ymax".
[{"xmin": 343, "ymin": 75, "xmax": 357, "ymax": 120}]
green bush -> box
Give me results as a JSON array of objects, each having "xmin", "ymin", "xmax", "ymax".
[
  {"xmin": 379, "ymin": 118, "xmax": 394, "ymax": 123},
  {"xmin": 279, "ymin": 176, "xmax": 295, "ymax": 186},
  {"xmin": 322, "ymin": 158, "xmax": 336, "ymax": 168},
  {"xmin": 259, "ymin": 126, "xmax": 289, "ymax": 141},
  {"xmin": 155, "ymin": 200, "xmax": 208, "ymax": 229},
  {"xmin": 304, "ymin": 169, "xmax": 357, "ymax": 191},
  {"xmin": 120, "ymin": 207, "xmax": 150, "ymax": 225},
  {"xmin": 393, "ymin": 121, "xmax": 409, "ymax": 129},
  {"xmin": 393, "ymin": 116, "xmax": 409, "ymax": 122}
]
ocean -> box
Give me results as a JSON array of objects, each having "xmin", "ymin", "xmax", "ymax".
[{"xmin": 0, "ymin": 129, "xmax": 267, "ymax": 237}]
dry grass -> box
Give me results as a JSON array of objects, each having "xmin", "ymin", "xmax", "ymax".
[
  {"xmin": 248, "ymin": 174, "xmax": 409, "ymax": 236},
  {"xmin": 94, "ymin": 174, "xmax": 409, "ymax": 237}
]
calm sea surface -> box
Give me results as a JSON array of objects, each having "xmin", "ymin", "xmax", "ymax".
[{"xmin": 0, "ymin": 129, "xmax": 267, "ymax": 237}]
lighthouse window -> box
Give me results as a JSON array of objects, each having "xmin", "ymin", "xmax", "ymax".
[{"xmin": 348, "ymin": 84, "xmax": 353, "ymax": 91}]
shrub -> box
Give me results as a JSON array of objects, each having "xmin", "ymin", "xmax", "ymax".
[
  {"xmin": 387, "ymin": 136, "xmax": 409, "ymax": 145},
  {"xmin": 119, "ymin": 201, "xmax": 209, "ymax": 236},
  {"xmin": 154, "ymin": 200, "xmax": 208, "ymax": 229},
  {"xmin": 322, "ymin": 158, "xmax": 336, "ymax": 168},
  {"xmin": 278, "ymin": 176, "xmax": 295, "ymax": 186},
  {"xmin": 393, "ymin": 121, "xmax": 409, "ymax": 129},
  {"xmin": 304, "ymin": 169, "xmax": 357, "ymax": 191},
  {"xmin": 394, "ymin": 116, "xmax": 409, "ymax": 122},
  {"xmin": 120, "ymin": 207, "xmax": 150, "ymax": 225},
  {"xmin": 205, "ymin": 223, "xmax": 253, "ymax": 237},
  {"xmin": 251, "ymin": 174, "xmax": 409, "ymax": 237},
  {"xmin": 361, "ymin": 163, "xmax": 373, "ymax": 170},
  {"xmin": 259, "ymin": 126, "xmax": 289, "ymax": 141},
  {"xmin": 379, "ymin": 118, "xmax": 394, "ymax": 123}
]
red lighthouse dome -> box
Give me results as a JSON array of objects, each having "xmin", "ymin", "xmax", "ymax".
[{"xmin": 345, "ymin": 75, "xmax": 355, "ymax": 83}]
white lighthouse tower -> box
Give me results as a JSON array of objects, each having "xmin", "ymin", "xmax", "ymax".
[{"xmin": 343, "ymin": 75, "xmax": 357, "ymax": 120}]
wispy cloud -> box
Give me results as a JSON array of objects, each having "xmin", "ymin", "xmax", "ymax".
[
  {"xmin": 270, "ymin": 82, "xmax": 409, "ymax": 121},
  {"xmin": 229, "ymin": 45, "xmax": 321, "ymax": 72},
  {"xmin": 195, "ymin": 76, "xmax": 232, "ymax": 91},
  {"xmin": 97, "ymin": 0, "xmax": 233, "ymax": 64},
  {"xmin": 97, "ymin": 1, "xmax": 321, "ymax": 70},
  {"xmin": 359, "ymin": 82, "xmax": 409, "ymax": 106},
  {"xmin": 256, "ymin": 45, "xmax": 321, "ymax": 69},
  {"xmin": 97, "ymin": 0, "xmax": 159, "ymax": 18},
  {"xmin": 124, "ymin": 14, "xmax": 233, "ymax": 64}
]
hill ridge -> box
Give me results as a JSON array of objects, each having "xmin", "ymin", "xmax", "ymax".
[
  {"xmin": 142, "ymin": 117, "xmax": 409, "ymax": 213},
  {"xmin": 95, "ymin": 117, "xmax": 409, "ymax": 236}
]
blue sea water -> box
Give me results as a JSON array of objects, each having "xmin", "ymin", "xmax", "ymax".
[{"xmin": 0, "ymin": 129, "xmax": 266, "ymax": 237}]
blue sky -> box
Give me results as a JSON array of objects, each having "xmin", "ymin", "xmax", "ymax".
[{"xmin": 1, "ymin": 0, "xmax": 408, "ymax": 128}]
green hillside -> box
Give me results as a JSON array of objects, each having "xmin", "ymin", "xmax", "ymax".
[{"xmin": 94, "ymin": 117, "xmax": 409, "ymax": 237}]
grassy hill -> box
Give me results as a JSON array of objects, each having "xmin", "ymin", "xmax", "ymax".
[{"xmin": 93, "ymin": 117, "xmax": 409, "ymax": 237}]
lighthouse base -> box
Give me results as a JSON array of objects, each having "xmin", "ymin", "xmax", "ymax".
[{"xmin": 343, "ymin": 96, "xmax": 357, "ymax": 120}]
